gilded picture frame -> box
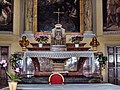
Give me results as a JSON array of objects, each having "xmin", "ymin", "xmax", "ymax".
[
  {"xmin": 33, "ymin": 0, "xmax": 84, "ymax": 34},
  {"xmin": 103, "ymin": 0, "xmax": 120, "ymax": 34}
]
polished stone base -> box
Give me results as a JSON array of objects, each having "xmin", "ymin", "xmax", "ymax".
[{"xmin": 19, "ymin": 76, "xmax": 100, "ymax": 84}]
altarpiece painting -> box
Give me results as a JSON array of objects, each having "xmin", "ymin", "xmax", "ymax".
[
  {"xmin": 34, "ymin": 0, "xmax": 84, "ymax": 34},
  {"xmin": 103, "ymin": 0, "xmax": 120, "ymax": 34},
  {"xmin": 0, "ymin": 0, "xmax": 13, "ymax": 31}
]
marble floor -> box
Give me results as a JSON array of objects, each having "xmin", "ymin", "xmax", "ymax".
[{"xmin": 1, "ymin": 83, "xmax": 120, "ymax": 90}]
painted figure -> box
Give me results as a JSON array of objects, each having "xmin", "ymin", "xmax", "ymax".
[
  {"xmin": 104, "ymin": 0, "xmax": 120, "ymax": 31},
  {"xmin": 0, "ymin": 0, "xmax": 12, "ymax": 25},
  {"xmin": 114, "ymin": 0, "xmax": 120, "ymax": 27},
  {"xmin": 106, "ymin": 0, "xmax": 116, "ymax": 27}
]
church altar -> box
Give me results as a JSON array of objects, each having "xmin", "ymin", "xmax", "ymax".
[
  {"xmin": 22, "ymin": 50, "xmax": 95, "ymax": 76},
  {"xmin": 20, "ymin": 17, "xmax": 100, "ymax": 83},
  {"xmin": 19, "ymin": 22, "xmax": 100, "ymax": 83}
]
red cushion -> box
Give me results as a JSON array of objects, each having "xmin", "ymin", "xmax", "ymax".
[{"xmin": 49, "ymin": 73, "xmax": 64, "ymax": 84}]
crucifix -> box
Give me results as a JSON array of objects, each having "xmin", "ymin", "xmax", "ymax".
[{"xmin": 54, "ymin": 8, "xmax": 64, "ymax": 24}]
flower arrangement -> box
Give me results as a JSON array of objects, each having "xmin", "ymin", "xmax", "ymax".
[
  {"xmin": 97, "ymin": 52, "xmax": 107, "ymax": 69},
  {"xmin": 9, "ymin": 54, "xmax": 22, "ymax": 69},
  {"xmin": 70, "ymin": 34, "xmax": 84, "ymax": 44},
  {"xmin": 34, "ymin": 34, "xmax": 49, "ymax": 43},
  {"xmin": 0, "ymin": 54, "xmax": 22, "ymax": 82}
]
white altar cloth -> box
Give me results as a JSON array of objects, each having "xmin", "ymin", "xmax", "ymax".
[
  {"xmin": 23, "ymin": 51, "xmax": 95, "ymax": 73},
  {"xmin": 23, "ymin": 51, "xmax": 95, "ymax": 59}
]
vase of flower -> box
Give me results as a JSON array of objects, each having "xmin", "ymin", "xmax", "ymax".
[
  {"xmin": 0, "ymin": 54, "xmax": 21, "ymax": 90},
  {"xmin": 38, "ymin": 43, "xmax": 43, "ymax": 48},
  {"xmin": 8, "ymin": 81, "xmax": 17, "ymax": 90},
  {"xmin": 6, "ymin": 67, "xmax": 21, "ymax": 90},
  {"xmin": 34, "ymin": 34, "xmax": 49, "ymax": 44},
  {"xmin": 75, "ymin": 43, "xmax": 79, "ymax": 48},
  {"xmin": 69, "ymin": 34, "xmax": 83, "ymax": 48},
  {"xmin": 71, "ymin": 34, "xmax": 83, "ymax": 44}
]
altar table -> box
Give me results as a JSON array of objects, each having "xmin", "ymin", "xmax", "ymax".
[{"xmin": 23, "ymin": 51, "xmax": 95, "ymax": 74}]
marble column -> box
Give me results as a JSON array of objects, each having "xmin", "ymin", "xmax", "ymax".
[
  {"xmin": 22, "ymin": 0, "xmax": 34, "ymax": 37},
  {"xmin": 83, "ymin": 0, "xmax": 95, "ymax": 38}
]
